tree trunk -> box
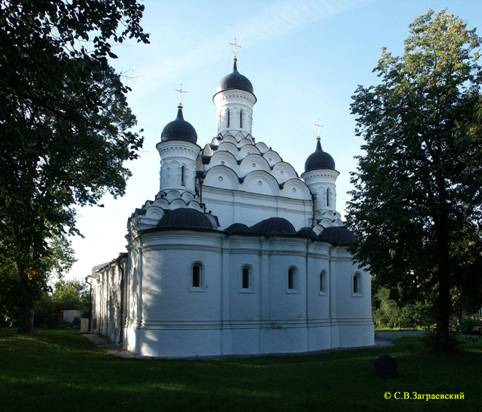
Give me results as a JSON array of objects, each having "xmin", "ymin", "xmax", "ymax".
[
  {"xmin": 434, "ymin": 210, "xmax": 451, "ymax": 350},
  {"xmin": 435, "ymin": 265, "xmax": 451, "ymax": 350},
  {"xmin": 17, "ymin": 265, "xmax": 35, "ymax": 334},
  {"xmin": 17, "ymin": 305, "xmax": 35, "ymax": 334}
]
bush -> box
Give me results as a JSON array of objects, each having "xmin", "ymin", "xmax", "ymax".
[
  {"xmin": 458, "ymin": 319, "xmax": 482, "ymax": 335},
  {"xmin": 34, "ymin": 293, "xmax": 57, "ymax": 327}
]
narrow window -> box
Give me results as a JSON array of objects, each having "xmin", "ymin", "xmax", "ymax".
[
  {"xmin": 353, "ymin": 272, "xmax": 360, "ymax": 294},
  {"xmin": 181, "ymin": 165, "xmax": 185, "ymax": 186},
  {"xmin": 288, "ymin": 267, "xmax": 295, "ymax": 290},
  {"xmin": 192, "ymin": 263, "xmax": 202, "ymax": 288},
  {"xmin": 226, "ymin": 109, "xmax": 230, "ymax": 128},
  {"xmin": 326, "ymin": 188, "xmax": 330, "ymax": 207},
  {"xmin": 240, "ymin": 110, "xmax": 243, "ymax": 128},
  {"xmin": 242, "ymin": 266, "xmax": 250, "ymax": 289},
  {"xmin": 320, "ymin": 270, "xmax": 326, "ymax": 292}
]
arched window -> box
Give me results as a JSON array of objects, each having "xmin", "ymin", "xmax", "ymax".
[
  {"xmin": 192, "ymin": 263, "xmax": 202, "ymax": 288},
  {"xmin": 326, "ymin": 188, "xmax": 330, "ymax": 207},
  {"xmin": 226, "ymin": 108, "xmax": 230, "ymax": 128},
  {"xmin": 353, "ymin": 272, "xmax": 361, "ymax": 294},
  {"xmin": 320, "ymin": 270, "xmax": 326, "ymax": 293},
  {"xmin": 240, "ymin": 110, "xmax": 243, "ymax": 128},
  {"xmin": 288, "ymin": 267, "xmax": 296, "ymax": 290},
  {"xmin": 181, "ymin": 165, "xmax": 185, "ymax": 186},
  {"xmin": 242, "ymin": 265, "xmax": 250, "ymax": 289}
]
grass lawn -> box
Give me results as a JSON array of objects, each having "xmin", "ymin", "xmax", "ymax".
[{"xmin": 0, "ymin": 329, "xmax": 481, "ymax": 412}]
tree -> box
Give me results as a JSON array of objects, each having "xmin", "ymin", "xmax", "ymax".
[
  {"xmin": 0, "ymin": 0, "xmax": 149, "ymax": 332},
  {"xmin": 348, "ymin": 10, "xmax": 482, "ymax": 350},
  {"xmin": 373, "ymin": 287, "xmax": 433, "ymax": 329},
  {"xmin": 0, "ymin": 233, "xmax": 75, "ymax": 327}
]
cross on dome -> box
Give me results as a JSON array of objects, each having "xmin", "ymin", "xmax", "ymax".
[
  {"xmin": 314, "ymin": 120, "xmax": 323, "ymax": 140},
  {"xmin": 228, "ymin": 37, "xmax": 241, "ymax": 60},
  {"xmin": 174, "ymin": 83, "xmax": 189, "ymax": 106}
]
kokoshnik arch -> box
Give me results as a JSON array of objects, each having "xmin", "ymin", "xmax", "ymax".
[{"xmin": 91, "ymin": 56, "xmax": 375, "ymax": 358}]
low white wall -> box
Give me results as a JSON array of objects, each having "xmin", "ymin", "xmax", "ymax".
[{"xmin": 119, "ymin": 230, "xmax": 374, "ymax": 358}]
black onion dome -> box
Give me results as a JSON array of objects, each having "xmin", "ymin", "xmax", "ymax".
[
  {"xmin": 251, "ymin": 217, "xmax": 296, "ymax": 236},
  {"xmin": 297, "ymin": 226, "xmax": 318, "ymax": 240},
  {"xmin": 161, "ymin": 105, "xmax": 198, "ymax": 144},
  {"xmin": 225, "ymin": 223, "xmax": 254, "ymax": 235},
  {"xmin": 318, "ymin": 226, "xmax": 356, "ymax": 246},
  {"xmin": 158, "ymin": 208, "xmax": 213, "ymax": 229},
  {"xmin": 304, "ymin": 139, "xmax": 335, "ymax": 172},
  {"xmin": 214, "ymin": 58, "xmax": 254, "ymax": 97}
]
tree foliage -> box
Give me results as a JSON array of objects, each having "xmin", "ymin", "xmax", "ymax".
[
  {"xmin": 0, "ymin": 0, "xmax": 149, "ymax": 331},
  {"xmin": 348, "ymin": 10, "xmax": 482, "ymax": 349},
  {"xmin": 373, "ymin": 288, "xmax": 433, "ymax": 329}
]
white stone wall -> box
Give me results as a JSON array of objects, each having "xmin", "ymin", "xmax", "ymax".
[
  {"xmin": 156, "ymin": 140, "xmax": 201, "ymax": 193},
  {"xmin": 202, "ymin": 186, "xmax": 312, "ymax": 229},
  {"xmin": 92, "ymin": 256, "xmax": 127, "ymax": 344},
  {"xmin": 214, "ymin": 90, "xmax": 256, "ymax": 135},
  {"xmin": 302, "ymin": 169, "xmax": 340, "ymax": 214},
  {"xmin": 119, "ymin": 230, "xmax": 374, "ymax": 358}
]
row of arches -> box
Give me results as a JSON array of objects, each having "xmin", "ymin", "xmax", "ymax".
[
  {"xmin": 203, "ymin": 165, "xmax": 312, "ymax": 199},
  {"xmin": 212, "ymin": 134, "xmax": 270, "ymax": 155},
  {"xmin": 206, "ymin": 151, "xmax": 298, "ymax": 183}
]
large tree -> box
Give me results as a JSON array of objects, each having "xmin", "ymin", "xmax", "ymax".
[
  {"xmin": 348, "ymin": 10, "xmax": 482, "ymax": 350},
  {"xmin": 0, "ymin": 0, "xmax": 149, "ymax": 332}
]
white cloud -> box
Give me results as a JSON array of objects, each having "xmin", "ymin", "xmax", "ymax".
[{"xmin": 130, "ymin": 0, "xmax": 367, "ymax": 97}]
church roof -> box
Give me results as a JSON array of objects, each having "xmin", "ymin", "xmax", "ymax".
[
  {"xmin": 304, "ymin": 139, "xmax": 335, "ymax": 172},
  {"xmin": 225, "ymin": 223, "xmax": 255, "ymax": 235},
  {"xmin": 214, "ymin": 58, "xmax": 255, "ymax": 98},
  {"xmin": 318, "ymin": 226, "xmax": 356, "ymax": 246},
  {"xmin": 251, "ymin": 217, "xmax": 296, "ymax": 236},
  {"xmin": 161, "ymin": 105, "xmax": 198, "ymax": 144},
  {"xmin": 296, "ymin": 226, "xmax": 318, "ymax": 240},
  {"xmin": 157, "ymin": 208, "xmax": 213, "ymax": 229}
]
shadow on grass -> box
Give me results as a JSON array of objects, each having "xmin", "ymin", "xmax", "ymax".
[{"xmin": 0, "ymin": 328, "xmax": 481, "ymax": 412}]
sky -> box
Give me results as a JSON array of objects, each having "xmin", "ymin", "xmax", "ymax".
[{"xmin": 67, "ymin": 0, "xmax": 482, "ymax": 281}]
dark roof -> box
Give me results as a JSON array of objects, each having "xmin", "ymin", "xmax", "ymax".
[
  {"xmin": 304, "ymin": 139, "xmax": 335, "ymax": 172},
  {"xmin": 251, "ymin": 217, "xmax": 296, "ymax": 236},
  {"xmin": 157, "ymin": 208, "xmax": 213, "ymax": 229},
  {"xmin": 296, "ymin": 226, "xmax": 318, "ymax": 240},
  {"xmin": 318, "ymin": 226, "xmax": 356, "ymax": 246},
  {"xmin": 161, "ymin": 105, "xmax": 198, "ymax": 144},
  {"xmin": 214, "ymin": 58, "xmax": 255, "ymax": 97},
  {"xmin": 225, "ymin": 223, "xmax": 254, "ymax": 235}
]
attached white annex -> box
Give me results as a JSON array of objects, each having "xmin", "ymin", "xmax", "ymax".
[{"xmin": 91, "ymin": 57, "xmax": 375, "ymax": 357}]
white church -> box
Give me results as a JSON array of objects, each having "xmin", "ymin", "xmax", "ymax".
[{"xmin": 91, "ymin": 56, "xmax": 374, "ymax": 358}]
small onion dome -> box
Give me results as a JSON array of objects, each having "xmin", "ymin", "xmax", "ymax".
[
  {"xmin": 161, "ymin": 104, "xmax": 198, "ymax": 144},
  {"xmin": 318, "ymin": 226, "xmax": 356, "ymax": 246},
  {"xmin": 158, "ymin": 208, "xmax": 213, "ymax": 229},
  {"xmin": 214, "ymin": 57, "xmax": 255, "ymax": 98},
  {"xmin": 251, "ymin": 217, "xmax": 296, "ymax": 236},
  {"xmin": 296, "ymin": 226, "xmax": 317, "ymax": 240},
  {"xmin": 225, "ymin": 223, "xmax": 254, "ymax": 235},
  {"xmin": 304, "ymin": 138, "xmax": 335, "ymax": 172}
]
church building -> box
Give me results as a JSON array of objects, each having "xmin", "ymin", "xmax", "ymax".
[{"xmin": 91, "ymin": 57, "xmax": 374, "ymax": 358}]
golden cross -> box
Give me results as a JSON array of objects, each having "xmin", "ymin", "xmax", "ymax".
[
  {"xmin": 314, "ymin": 120, "xmax": 323, "ymax": 139},
  {"xmin": 174, "ymin": 83, "xmax": 189, "ymax": 105},
  {"xmin": 228, "ymin": 37, "xmax": 242, "ymax": 59}
]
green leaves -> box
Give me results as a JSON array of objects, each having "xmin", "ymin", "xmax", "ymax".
[
  {"xmin": 0, "ymin": 0, "xmax": 149, "ymax": 330},
  {"xmin": 348, "ymin": 10, "xmax": 482, "ymax": 343}
]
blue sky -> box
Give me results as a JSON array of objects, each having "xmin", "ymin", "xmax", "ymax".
[{"xmin": 67, "ymin": 0, "xmax": 482, "ymax": 280}]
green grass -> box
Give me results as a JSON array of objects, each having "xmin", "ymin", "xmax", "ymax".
[{"xmin": 0, "ymin": 329, "xmax": 481, "ymax": 412}]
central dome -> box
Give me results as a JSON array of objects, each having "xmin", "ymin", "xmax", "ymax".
[
  {"xmin": 214, "ymin": 58, "xmax": 254, "ymax": 97},
  {"xmin": 161, "ymin": 105, "xmax": 198, "ymax": 144}
]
